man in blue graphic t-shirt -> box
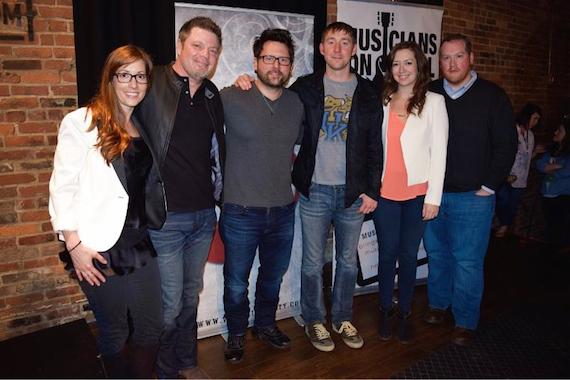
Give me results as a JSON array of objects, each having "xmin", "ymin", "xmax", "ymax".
[{"xmin": 290, "ymin": 22, "xmax": 383, "ymax": 352}]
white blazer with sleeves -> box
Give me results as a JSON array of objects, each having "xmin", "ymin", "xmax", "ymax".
[
  {"xmin": 381, "ymin": 91, "xmax": 449, "ymax": 206},
  {"xmin": 49, "ymin": 107, "xmax": 129, "ymax": 251}
]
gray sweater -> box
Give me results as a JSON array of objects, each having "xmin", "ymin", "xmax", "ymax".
[{"xmin": 220, "ymin": 84, "xmax": 304, "ymax": 207}]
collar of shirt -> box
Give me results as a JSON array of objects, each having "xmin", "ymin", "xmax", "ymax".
[
  {"xmin": 443, "ymin": 70, "xmax": 478, "ymax": 99},
  {"xmin": 171, "ymin": 67, "xmax": 206, "ymax": 101}
]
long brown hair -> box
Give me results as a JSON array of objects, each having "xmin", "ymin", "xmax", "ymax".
[
  {"xmin": 382, "ymin": 41, "xmax": 430, "ymax": 116},
  {"xmin": 87, "ymin": 45, "xmax": 152, "ymax": 164}
]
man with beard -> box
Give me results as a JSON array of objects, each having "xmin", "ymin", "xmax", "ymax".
[
  {"xmin": 220, "ymin": 29, "xmax": 304, "ymax": 363},
  {"xmin": 135, "ymin": 17, "xmax": 225, "ymax": 378}
]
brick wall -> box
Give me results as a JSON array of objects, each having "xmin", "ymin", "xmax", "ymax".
[
  {"xmin": 440, "ymin": 0, "xmax": 569, "ymax": 133},
  {"xmin": 328, "ymin": 0, "xmax": 570, "ymax": 130},
  {"xmin": 0, "ymin": 0, "xmax": 569, "ymax": 340},
  {"xmin": 0, "ymin": 0, "xmax": 88, "ymax": 341}
]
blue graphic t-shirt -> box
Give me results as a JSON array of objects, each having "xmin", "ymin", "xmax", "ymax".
[{"xmin": 312, "ymin": 74, "xmax": 357, "ymax": 185}]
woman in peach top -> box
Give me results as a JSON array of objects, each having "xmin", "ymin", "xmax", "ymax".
[{"xmin": 372, "ymin": 41, "xmax": 449, "ymax": 344}]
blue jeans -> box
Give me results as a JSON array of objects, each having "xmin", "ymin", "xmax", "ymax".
[
  {"xmin": 300, "ymin": 183, "xmax": 364, "ymax": 325},
  {"xmin": 424, "ymin": 191, "xmax": 495, "ymax": 330},
  {"xmin": 496, "ymin": 184, "xmax": 524, "ymax": 226},
  {"xmin": 80, "ymin": 257, "xmax": 162, "ymax": 357},
  {"xmin": 372, "ymin": 196, "xmax": 426, "ymax": 314},
  {"xmin": 149, "ymin": 209, "xmax": 216, "ymax": 378},
  {"xmin": 220, "ymin": 202, "xmax": 295, "ymax": 335}
]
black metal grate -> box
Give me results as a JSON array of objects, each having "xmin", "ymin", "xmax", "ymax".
[{"xmin": 396, "ymin": 307, "xmax": 570, "ymax": 379}]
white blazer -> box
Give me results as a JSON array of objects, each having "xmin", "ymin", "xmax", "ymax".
[
  {"xmin": 381, "ymin": 91, "xmax": 449, "ymax": 206},
  {"xmin": 49, "ymin": 107, "xmax": 129, "ymax": 251}
]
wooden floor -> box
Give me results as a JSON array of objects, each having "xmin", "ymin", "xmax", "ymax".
[
  {"xmin": 192, "ymin": 235, "xmax": 569, "ymax": 379},
  {"xmin": 2, "ymin": 234, "xmax": 566, "ymax": 378}
]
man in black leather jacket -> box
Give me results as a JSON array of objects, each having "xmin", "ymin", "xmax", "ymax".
[
  {"xmin": 135, "ymin": 17, "xmax": 225, "ymax": 379},
  {"xmin": 291, "ymin": 22, "xmax": 383, "ymax": 352}
]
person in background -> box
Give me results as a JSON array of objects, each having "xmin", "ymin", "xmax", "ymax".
[
  {"xmin": 423, "ymin": 34, "xmax": 517, "ymax": 346},
  {"xmin": 135, "ymin": 17, "xmax": 225, "ymax": 379},
  {"xmin": 49, "ymin": 45, "xmax": 164, "ymax": 378},
  {"xmin": 536, "ymin": 120, "xmax": 570, "ymax": 251},
  {"xmin": 373, "ymin": 41, "xmax": 448, "ymax": 344},
  {"xmin": 495, "ymin": 103, "xmax": 542, "ymax": 238}
]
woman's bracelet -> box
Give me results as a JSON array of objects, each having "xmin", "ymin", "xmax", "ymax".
[{"xmin": 68, "ymin": 240, "xmax": 82, "ymax": 253}]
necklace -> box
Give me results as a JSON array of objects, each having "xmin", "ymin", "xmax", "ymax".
[{"xmin": 255, "ymin": 84, "xmax": 282, "ymax": 115}]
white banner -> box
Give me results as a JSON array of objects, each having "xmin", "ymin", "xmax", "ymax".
[
  {"xmin": 175, "ymin": 3, "xmax": 314, "ymax": 89},
  {"xmin": 174, "ymin": 3, "xmax": 314, "ymax": 338},
  {"xmin": 338, "ymin": 0, "xmax": 443, "ymax": 80},
  {"xmin": 333, "ymin": 216, "xmax": 429, "ymax": 295}
]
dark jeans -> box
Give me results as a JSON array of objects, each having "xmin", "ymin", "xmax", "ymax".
[
  {"xmin": 80, "ymin": 257, "xmax": 162, "ymax": 357},
  {"xmin": 220, "ymin": 202, "xmax": 295, "ymax": 335},
  {"xmin": 372, "ymin": 196, "xmax": 426, "ymax": 313},
  {"xmin": 149, "ymin": 209, "xmax": 216, "ymax": 379},
  {"xmin": 496, "ymin": 184, "xmax": 524, "ymax": 226}
]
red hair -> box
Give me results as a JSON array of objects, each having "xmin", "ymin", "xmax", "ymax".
[{"xmin": 87, "ymin": 45, "xmax": 152, "ymax": 164}]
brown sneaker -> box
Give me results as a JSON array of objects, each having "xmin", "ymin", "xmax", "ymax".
[
  {"xmin": 423, "ymin": 308, "xmax": 446, "ymax": 325},
  {"xmin": 452, "ymin": 327, "xmax": 475, "ymax": 346},
  {"xmin": 305, "ymin": 322, "xmax": 335, "ymax": 352},
  {"xmin": 332, "ymin": 321, "xmax": 364, "ymax": 349}
]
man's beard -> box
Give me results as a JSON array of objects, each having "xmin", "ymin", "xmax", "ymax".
[{"xmin": 257, "ymin": 69, "xmax": 290, "ymax": 89}]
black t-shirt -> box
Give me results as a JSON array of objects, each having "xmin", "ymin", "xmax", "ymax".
[{"xmin": 161, "ymin": 74, "xmax": 215, "ymax": 211}]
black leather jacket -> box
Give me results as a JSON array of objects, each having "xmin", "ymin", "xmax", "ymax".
[
  {"xmin": 291, "ymin": 70, "xmax": 383, "ymax": 207},
  {"xmin": 130, "ymin": 115, "xmax": 166, "ymax": 230},
  {"xmin": 135, "ymin": 65, "xmax": 226, "ymax": 214}
]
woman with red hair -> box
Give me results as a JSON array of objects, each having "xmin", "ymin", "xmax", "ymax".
[{"xmin": 49, "ymin": 45, "xmax": 165, "ymax": 378}]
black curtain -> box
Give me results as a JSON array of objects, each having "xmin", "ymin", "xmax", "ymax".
[{"xmin": 73, "ymin": 0, "xmax": 326, "ymax": 105}]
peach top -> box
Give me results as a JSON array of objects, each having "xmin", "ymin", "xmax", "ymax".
[{"xmin": 380, "ymin": 111, "xmax": 428, "ymax": 201}]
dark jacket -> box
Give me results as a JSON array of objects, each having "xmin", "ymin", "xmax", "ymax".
[
  {"xmin": 131, "ymin": 115, "xmax": 166, "ymax": 230},
  {"xmin": 135, "ymin": 65, "xmax": 226, "ymax": 210},
  {"xmin": 290, "ymin": 70, "xmax": 383, "ymax": 207}
]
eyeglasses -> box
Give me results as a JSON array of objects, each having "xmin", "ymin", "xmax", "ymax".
[
  {"xmin": 114, "ymin": 72, "xmax": 149, "ymax": 84},
  {"xmin": 258, "ymin": 55, "xmax": 291, "ymax": 66}
]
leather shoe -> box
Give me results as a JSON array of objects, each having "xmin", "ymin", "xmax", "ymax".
[
  {"xmin": 452, "ymin": 327, "xmax": 475, "ymax": 346},
  {"xmin": 252, "ymin": 325, "xmax": 291, "ymax": 349},
  {"xmin": 224, "ymin": 334, "xmax": 245, "ymax": 363},
  {"xmin": 423, "ymin": 308, "xmax": 446, "ymax": 325}
]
